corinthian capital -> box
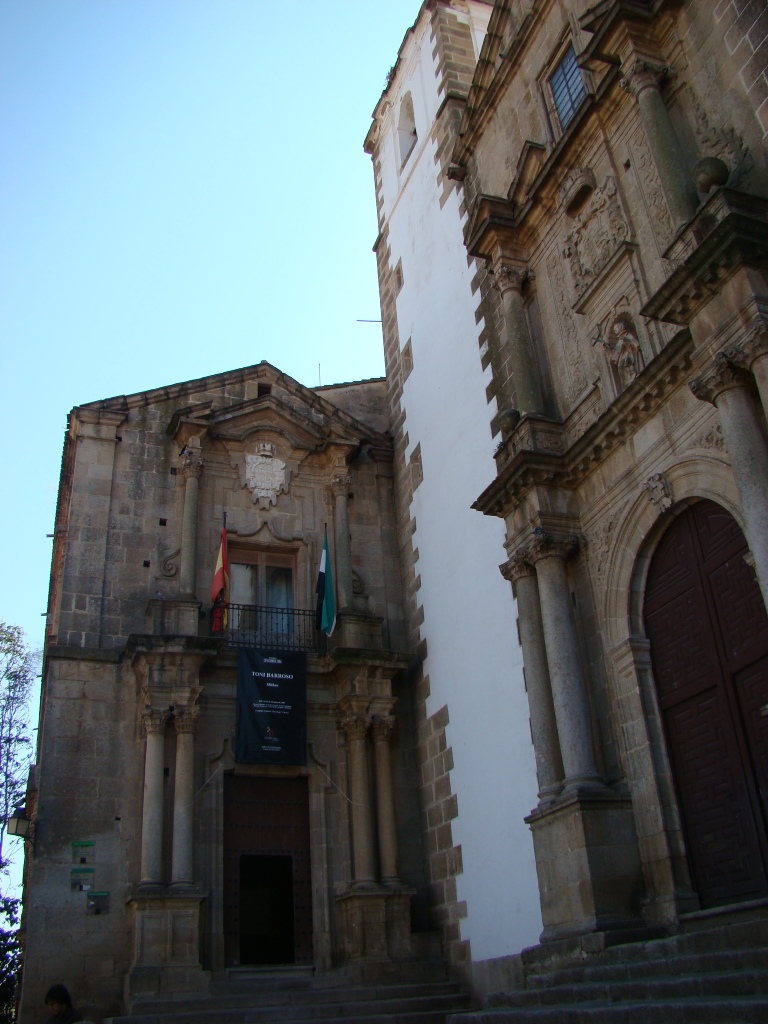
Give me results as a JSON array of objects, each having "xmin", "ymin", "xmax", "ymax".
[
  {"xmin": 371, "ymin": 715, "xmax": 396, "ymax": 742},
  {"xmin": 620, "ymin": 59, "xmax": 667, "ymax": 99},
  {"xmin": 173, "ymin": 705, "xmax": 200, "ymax": 734},
  {"xmin": 141, "ymin": 708, "xmax": 169, "ymax": 735},
  {"xmin": 529, "ymin": 531, "xmax": 581, "ymax": 564},
  {"xmin": 340, "ymin": 712, "xmax": 370, "ymax": 742},
  {"xmin": 180, "ymin": 451, "xmax": 203, "ymax": 480},
  {"xmin": 331, "ymin": 473, "xmax": 351, "ymax": 498},
  {"xmin": 689, "ymin": 352, "xmax": 752, "ymax": 405},
  {"xmin": 725, "ymin": 321, "xmax": 768, "ymax": 372},
  {"xmin": 500, "ymin": 552, "xmax": 536, "ymax": 583},
  {"xmin": 492, "ymin": 260, "xmax": 528, "ymax": 296}
]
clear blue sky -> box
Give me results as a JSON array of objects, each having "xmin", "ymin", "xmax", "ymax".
[{"xmin": 1, "ymin": 0, "xmax": 422, "ymax": 659}]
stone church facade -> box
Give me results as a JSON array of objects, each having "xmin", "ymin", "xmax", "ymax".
[
  {"xmin": 17, "ymin": 0, "xmax": 768, "ymax": 1019},
  {"xmin": 365, "ymin": 0, "xmax": 768, "ymax": 997}
]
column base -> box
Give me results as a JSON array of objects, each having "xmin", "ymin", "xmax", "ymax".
[
  {"xmin": 336, "ymin": 885, "xmax": 415, "ymax": 963},
  {"xmin": 125, "ymin": 889, "xmax": 210, "ymax": 1004},
  {"xmin": 526, "ymin": 789, "xmax": 643, "ymax": 943}
]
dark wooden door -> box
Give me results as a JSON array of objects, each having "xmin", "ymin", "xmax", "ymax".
[
  {"xmin": 644, "ymin": 500, "xmax": 768, "ymax": 907},
  {"xmin": 223, "ymin": 775, "xmax": 313, "ymax": 965}
]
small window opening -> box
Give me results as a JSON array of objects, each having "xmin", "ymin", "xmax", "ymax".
[
  {"xmin": 258, "ymin": 383, "xmax": 272, "ymax": 398},
  {"xmin": 550, "ymin": 45, "xmax": 587, "ymax": 130},
  {"xmin": 397, "ymin": 92, "xmax": 417, "ymax": 167}
]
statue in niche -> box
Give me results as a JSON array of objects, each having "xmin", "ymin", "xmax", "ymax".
[{"xmin": 592, "ymin": 314, "xmax": 643, "ymax": 389}]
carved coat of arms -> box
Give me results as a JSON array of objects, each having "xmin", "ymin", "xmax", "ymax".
[{"xmin": 245, "ymin": 443, "xmax": 286, "ymax": 509}]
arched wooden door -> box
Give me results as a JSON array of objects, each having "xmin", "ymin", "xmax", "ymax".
[{"xmin": 644, "ymin": 500, "xmax": 768, "ymax": 907}]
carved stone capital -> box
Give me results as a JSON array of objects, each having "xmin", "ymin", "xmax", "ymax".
[
  {"xmin": 620, "ymin": 59, "xmax": 667, "ymax": 99},
  {"xmin": 500, "ymin": 553, "xmax": 536, "ymax": 583},
  {"xmin": 142, "ymin": 708, "xmax": 169, "ymax": 735},
  {"xmin": 173, "ymin": 705, "xmax": 200, "ymax": 735},
  {"xmin": 371, "ymin": 716, "xmax": 396, "ymax": 742},
  {"xmin": 689, "ymin": 352, "xmax": 752, "ymax": 405},
  {"xmin": 331, "ymin": 473, "xmax": 352, "ymax": 498},
  {"xmin": 180, "ymin": 453, "xmax": 203, "ymax": 481},
  {"xmin": 340, "ymin": 713, "xmax": 370, "ymax": 742},
  {"xmin": 529, "ymin": 532, "xmax": 581, "ymax": 564},
  {"xmin": 494, "ymin": 262, "xmax": 527, "ymax": 296},
  {"xmin": 725, "ymin": 322, "xmax": 768, "ymax": 372}
]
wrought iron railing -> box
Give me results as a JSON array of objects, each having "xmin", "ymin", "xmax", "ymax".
[{"xmin": 211, "ymin": 603, "xmax": 318, "ymax": 652}]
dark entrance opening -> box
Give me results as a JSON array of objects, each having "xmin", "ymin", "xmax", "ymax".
[
  {"xmin": 239, "ymin": 854, "xmax": 295, "ymax": 965},
  {"xmin": 644, "ymin": 499, "xmax": 768, "ymax": 907},
  {"xmin": 223, "ymin": 774, "xmax": 313, "ymax": 967}
]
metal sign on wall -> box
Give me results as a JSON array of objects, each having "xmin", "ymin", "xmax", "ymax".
[{"xmin": 235, "ymin": 649, "xmax": 307, "ymax": 765}]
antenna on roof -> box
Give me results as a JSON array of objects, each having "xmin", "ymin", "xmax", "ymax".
[{"xmin": 318, "ymin": 363, "xmax": 322, "ymax": 387}]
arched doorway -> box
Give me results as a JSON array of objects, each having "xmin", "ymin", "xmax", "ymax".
[{"xmin": 644, "ymin": 499, "xmax": 768, "ymax": 907}]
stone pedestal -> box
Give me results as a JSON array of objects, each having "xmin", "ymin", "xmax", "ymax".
[
  {"xmin": 526, "ymin": 790, "xmax": 642, "ymax": 942},
  {"xmin": 336, "ymin": 887, "xmax": 414, "ymax": 964},
  {"xmin": 124, "ymin": 890, "xmax": 209, "ymax": 1003},
  {"xmin": 146, "ymin": 598, "xmax": 201, "ymax": 637},
  {"xmin": 331, "ymin": 610, "xmax": 384, "ymax": 650}
]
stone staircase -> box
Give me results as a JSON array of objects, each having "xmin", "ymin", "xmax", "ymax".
[
  {"xmin": 104, "ymin": 965, "xmax": 472, "ymax": 1024},
  {"xmin": 448, "ymin": 909, "xmax": 768, "ymax": 1024}
]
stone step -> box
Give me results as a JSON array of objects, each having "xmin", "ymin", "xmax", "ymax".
[
  {"xmin": 495, "ymin": 967, "xmax": 768, "ymax": 1008},
  {"xmin": 105, "ymin": 982, "xmax": 471, "ymax": 1024},
  {"xmin": 523, "ymin": 947, "xmax": 768, "ymax": 990},
  {"xmin": 447, "ymin": 995, "xmax": 768, "ymax": 1024}
]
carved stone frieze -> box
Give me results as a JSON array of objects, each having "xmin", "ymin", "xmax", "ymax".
[
  {"xmin": 629, "ymin": 122, "xmax": 674, "ymax": 249},
  {"xmin": 644, "ymin": 472, "xmax": 673, "ymax": 513},
  {"xmin": 545, "ymin": 249, "xmax": 590, "ymax": 401},
  {"xmin": 563, "ymin": 176, "xmax": 630, "ymax": 301}
]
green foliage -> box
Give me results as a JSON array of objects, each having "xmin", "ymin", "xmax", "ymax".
[{"xmin": 0, "ymin": 624, "xmax": 37, "ymax": 1024}]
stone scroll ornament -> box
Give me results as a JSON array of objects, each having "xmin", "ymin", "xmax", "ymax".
[{"xmin": 244, "ymin": 442, "xmax": 287, "ymax": 509}]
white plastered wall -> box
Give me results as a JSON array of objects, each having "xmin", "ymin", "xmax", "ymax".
[{"xmin": 376, "ymin": 4, "xmax": 542, "ymax": 960}]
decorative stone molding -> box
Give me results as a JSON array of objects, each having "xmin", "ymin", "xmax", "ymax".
[
  {"xmin": 563, "ymin": 176, "xmax": 630, "ymax": 301},
  {"xmin": 587, "ymin": 514, "xmax": 618, "ymax": 587},
  {"xmin": 689, "ymin": 353, "xmax": 752, "ymax": 405},
  {"xmin": 644, "ymin": 472, "xmax": 673, "ymax": 512}
]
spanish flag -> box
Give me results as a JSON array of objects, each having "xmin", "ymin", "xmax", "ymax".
[{"xmin": 211, "ymin": 527, "xmax": 230, "ymax": 633}]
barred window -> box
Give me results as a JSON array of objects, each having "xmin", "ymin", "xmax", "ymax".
[{"xmin": 550, "ymin": 45, "xmax": 586, "ymax": 130}]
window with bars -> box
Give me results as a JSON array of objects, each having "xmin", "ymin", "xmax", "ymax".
[{"xmin": 549, "ymin": 45, "xmax": 587, "ymax": 130}]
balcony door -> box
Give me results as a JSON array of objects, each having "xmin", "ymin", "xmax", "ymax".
[{"xmin": 229, "ymin": 550, "xmax": 295, "ymax": 645}]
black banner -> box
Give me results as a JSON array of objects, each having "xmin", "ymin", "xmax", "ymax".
[{"xmin": 235, "ymin": 649, "xmax": 307, "ymax": 765}]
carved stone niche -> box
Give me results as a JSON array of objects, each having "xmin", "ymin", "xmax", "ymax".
[
  {"xmin": 560, "ymin": 167, "xmax": 596, "ymax": 217},
  {"xmin": 591, "ymin": 307, "xmax": 645, "ymax": 396}
]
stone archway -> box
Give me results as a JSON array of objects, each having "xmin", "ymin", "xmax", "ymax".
[{"xmin": 644, "ymin": 499, "xmax": 768, "ymax": 907}]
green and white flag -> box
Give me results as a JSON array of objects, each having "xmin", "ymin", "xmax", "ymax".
[{"xmin": 315, "ymin": 527, "xmax": 336, "ymax": 636}]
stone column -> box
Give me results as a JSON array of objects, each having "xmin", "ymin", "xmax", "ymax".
[
  {"xmin": 501, "ymin": 555, "xmax": 564, "ymax": 803},
  {"xmin": 530, "ymin": 534, "xmax": 603, "ymax": 791},
  {"xmin": 332, "ymin": 473, "xmax": 354, "ymax": 611},
  {"xmin": 140, "ymin": 709, "xmax": 168, "ymax": 886},
  {"xmin": 371, "ymin": 714, "xmax": 399, "ymax": 883},
  {"xmin": 621, "ymin": 60, "xmax": 699, "ymax": 228},
  {"xmin": 179, "ymin": 452, "xmax": 203, "ymax": 598},
  {"xmin": 726, "ymin": 322, "xmax": 768, "ymax": 420},
  {"xmin": 171, "ymin": 705, "xmax": 199, "ymax": 888},
  {"xmin": 341, "ymin": 711, "xmax": 376, "ymax": 886},
  {"xmin": 690, "ymin": 354, "xmax": 768, "ymax": 610},
  {"xmin": 493, "ymin": 261, "xmax": 545, "ymax": 417}
]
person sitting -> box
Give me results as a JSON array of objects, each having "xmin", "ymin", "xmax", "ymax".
[{"xmin": 44, "ymin": 984, "xmax": 83, "ymax": 1024}]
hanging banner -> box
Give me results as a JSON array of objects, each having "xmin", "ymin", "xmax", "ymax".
[{"xmin": 235, "ymin": 649, "xmax": 307, "ymax": 765}]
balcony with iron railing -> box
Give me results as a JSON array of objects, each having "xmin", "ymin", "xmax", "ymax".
[{"xmin": 211, "ymin": 603, "xmax": 319, "ymax": 652}]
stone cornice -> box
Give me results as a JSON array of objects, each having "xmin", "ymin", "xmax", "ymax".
[
  {"xmin": 475, "ymin": 328, "xmax": 693, "ymax": 517},
  {"xmin": 641, "ymin": 189, "xmax": 768, "ymax": 326}
]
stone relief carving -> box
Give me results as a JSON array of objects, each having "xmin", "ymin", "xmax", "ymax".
[
  {"xmin": 630, "ymin": 122, "xmax": 674, "ymax": 250},
  {"xmin": 563, "ymin": 176, "xmax": 630, "ymax": 299},
  {"xmin": 545, "ymin": 249, "xmax": 590, "ymax": 401},
  {"xmin": 693, "ymin": 421, "xmax": 724, "ymax": 452},
  {"xmin": 643, "ymin": 473, "xmax": 673, "ymax": 513},
  {"xmin": 244, "ymin": 441, "xmax": 287, "ymax": 509},
  {"xmin": 689, "ymin": 85, "xmax": 752, "ymax": 189},
  {"xmin": 586, "ymin": 504, "xmax": 627, "ymax": 586},
  {"xmin": 158, "ymin": 548, "xmax": 180, "ymax": 579},
  {"xmin": 592, "ymin": 311, "xmax": 644, "ymax": 390}
]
